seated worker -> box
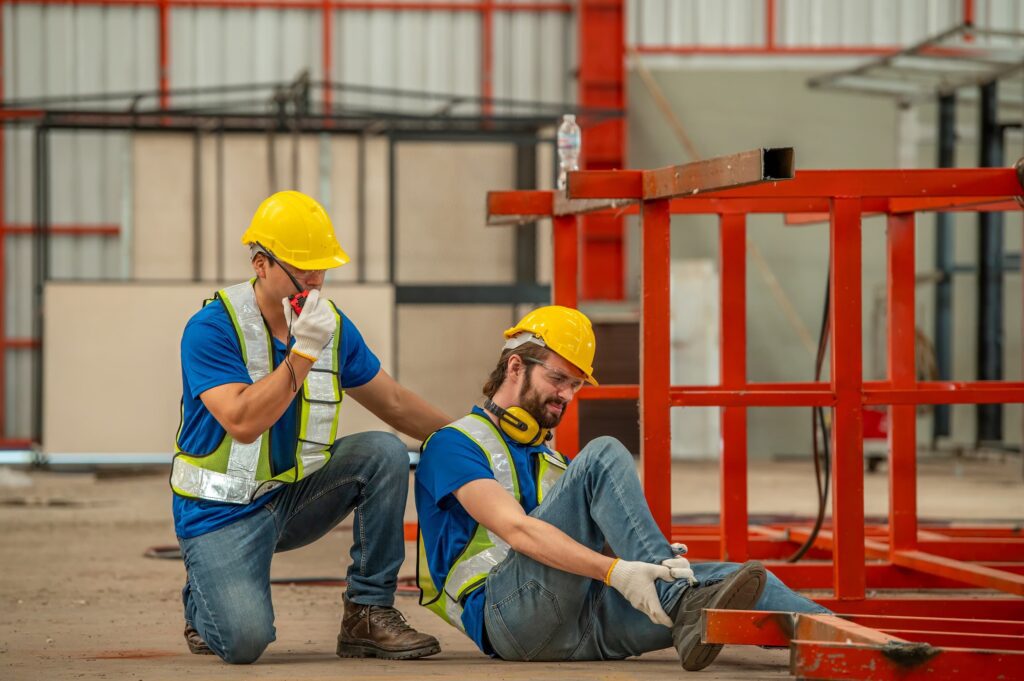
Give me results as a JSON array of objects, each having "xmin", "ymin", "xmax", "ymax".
[{"xmin": 415, "ymin": 305, "xmax": 828, "ymax": 669}]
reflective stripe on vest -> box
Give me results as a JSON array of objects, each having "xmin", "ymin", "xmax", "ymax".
[
  {"xmin": 170, "ymin": 281, "xmax": 342, "ymax": 504},
  {"xmin": 417, "ymin": 413, "xmax": 567, "ymax": 633}
]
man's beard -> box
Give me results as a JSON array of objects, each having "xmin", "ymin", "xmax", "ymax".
[{"xmin": 518, "ymin": 367, "xmax": 567, "ymax": 429}]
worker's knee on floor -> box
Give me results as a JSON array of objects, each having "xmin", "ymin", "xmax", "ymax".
[{"xmin": 216, "ymin": 625, "xmax": 273, "ymax": 665}]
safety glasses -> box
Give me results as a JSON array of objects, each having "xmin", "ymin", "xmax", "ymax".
[{"xmin": 522, "ymin": 356, "xmax": 585, "ymax": 393}]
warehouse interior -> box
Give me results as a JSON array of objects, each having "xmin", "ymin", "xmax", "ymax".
[{"xmin": 2, "ymin": 1, "xmax": 1024, "ymax": 680}]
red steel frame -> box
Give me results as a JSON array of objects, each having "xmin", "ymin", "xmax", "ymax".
[{"xmin": 487, "ymin": 160, "xmax": 1024, "ymax": 678}]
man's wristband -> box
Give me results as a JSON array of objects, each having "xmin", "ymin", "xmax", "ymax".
[
  {"xmin": 290, "ymin": 347, "xmax": 318, "ymax": 363},
  {"xmin": 604, "ymin": 558, "xmax": 621, "ymax": 586}
]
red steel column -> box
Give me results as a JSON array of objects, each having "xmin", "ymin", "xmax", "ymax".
[
  {"xmin": 553, "ymin": 213, "xmax": 580, "ymax": 456},
  {"xmin": 322, "ymin": 0, "xmax": 333, "ymax": 112},
  {"xmin": 641, "ymin": 198, "xmax": 672, "ymax": 536},
  {"xmin": 764, "ymin": 0, "xmax": 776, "ymax": 51},
  {"xmin": 481, "ymin": 0, "xmax": 494, "ymax": 116},
  {"xmin": 577, "ymin": 0, "xmax": 624, "ymax": 301},
  {"xmin": 0, "ymin": 1, "xmax": 6, "ymax": 438},
  {"xmin": 719, "ymin": 213, "xmax": 748, "ymax": 560},
  {"xmin": 887, "ymin": 213, "xmax": 917, "ymax": 552},
  {"xmin": 158, "ymin": 0, "xmax": 170, "ymax": 108},
  {"xmin": 829, "ymin": 197, "xmax": 866, "ymax": 599}
]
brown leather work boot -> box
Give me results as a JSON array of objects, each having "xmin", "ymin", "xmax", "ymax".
[
  {"xmin": 336, "ymin": 595, "xmax": 441, "ymax": 660},
  {"xmin": 184, "ymin": 623, "xmax": 214, "ymax": 655},
  {"xmin": 671, "ymin": 561, "xmax": 767, "ymax": 672}
]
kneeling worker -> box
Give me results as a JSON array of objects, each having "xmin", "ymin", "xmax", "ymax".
[
  {"xmin": 415, "ymin": 305, "xmax": 828, "ymax": 668},
  {"xmin": 172, "ymin": 190, "xmax": 449, "ymax": 664}
]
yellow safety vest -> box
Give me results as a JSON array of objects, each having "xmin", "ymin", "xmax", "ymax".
[
  {"xmin": 417, "ymin": 413, "xmax": 569, "ymax": 632},
  {"xmin": 169, "ymin": 280, "xmax": 343, "ymax": 504}
]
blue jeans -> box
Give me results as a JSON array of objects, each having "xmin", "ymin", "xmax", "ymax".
[
  {"xmin": 178, "ymin": 431, "xmax": 410, "ymax": 664},
  {"xmin": 483, "ymin": 436, "xmax": 829, "ymax": 661}
]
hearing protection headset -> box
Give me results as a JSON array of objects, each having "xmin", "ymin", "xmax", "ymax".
[{"xmin": 483, "ymin": 398, "xmax": 551, "ymax": 446}]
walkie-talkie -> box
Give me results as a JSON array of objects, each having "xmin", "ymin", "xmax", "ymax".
[{"xmin": 259, "ymin": 244, "xmax": 309, "ymax": 315}]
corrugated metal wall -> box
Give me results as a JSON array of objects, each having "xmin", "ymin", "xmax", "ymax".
[
  {"xmin": 3, "ymin": 0, "xmax": 1023, "ymax": 443},
  {"xmin": 628, "ymin": 0, "xmax": 1024, "ymax": 49},
  {"xmin": 3, "ymin": 4, "xmax": 156, "ymax": 440}
]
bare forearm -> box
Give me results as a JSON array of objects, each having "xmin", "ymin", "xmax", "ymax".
[
  {"xmin": 390, "ymin": 389, "xmax": 451, "ymax": 441},
  {"xmin": 225, "ymin": 355, "xmax": 312, "ymax": 442},
  {"xmin": 349, "ymin": 372, "xmax": 451, "ymax": 442},
  {"xmin": 506, "ymin": 517, "xmax": 614, "ymax": 582}
]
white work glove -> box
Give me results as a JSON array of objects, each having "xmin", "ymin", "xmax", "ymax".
[
  {"xmin": 606, "ymin": 559, "xmax": 676, "ymax": 627},
  {"xmin": 662, "ymin": 555, "xmax": 698, "ymax": 586},
  {"xmin": 284, "ymin": 289, "xmax": 334, "ymax": 361}
]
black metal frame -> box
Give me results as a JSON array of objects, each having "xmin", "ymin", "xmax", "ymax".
[{"xmin": 10, "ymin": 80, "xmax": 623, "ymax": 443}]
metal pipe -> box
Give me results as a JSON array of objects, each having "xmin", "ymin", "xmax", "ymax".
[
  {"xmin": 215, "ymin": 124, "xmax": 225, "ymax": 282},
  {"xmin": 32, "ymin": 123, "xmax": 50, "ymax": 445},
  {"xmin": 192, "ymin": 128, "xmax": 202, "ymax": 281},
  {"xmin": 514, "ymin": 142, "xmax": 537, "ymax": 285},
  {"xmin": 933, "ymin": 93, "xmax": 955, "ymax": 442},
  {"xmin": 977, "ymin": 80, "xmax": 1004, "ymax": 444},
  {"xmin": 356, "ymin": 132, "xmax": 367, "ymax": 283}
]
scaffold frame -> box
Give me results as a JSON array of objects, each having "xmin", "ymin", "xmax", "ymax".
[{"xmin": 486, "ymin": 149, "xmax": 1024, "ymax": 679}]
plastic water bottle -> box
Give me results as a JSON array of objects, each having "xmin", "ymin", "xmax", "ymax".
[{"xmin": 556, "ymin": 114, "xmax": 581, "ymax": 191}]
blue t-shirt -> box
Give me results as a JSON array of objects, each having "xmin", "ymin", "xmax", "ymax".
[
  {"xmin": 173, "ymin": 292, "xmax": 381, "ymax": 539},
  {"xmin": 415, "ymin": 406, "xmax": 553, "ymax": 656}
]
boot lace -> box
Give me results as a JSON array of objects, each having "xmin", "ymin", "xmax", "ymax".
[{"xmin": 370, "ymin": 606, "xmax": 413, "ymax": 633}]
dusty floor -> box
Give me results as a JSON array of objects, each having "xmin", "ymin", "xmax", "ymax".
[{"xmin": 1, "ymin": 456, "xmax": 1021, "ymax": 681}]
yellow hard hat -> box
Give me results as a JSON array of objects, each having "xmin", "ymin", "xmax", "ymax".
[
  {"xmin": 240, "ymin": 190, "xmax": 350, "ymax": 270},
  {"xmin": 504, "ymin": 305, "xmax": 598, "ymax": 385}
]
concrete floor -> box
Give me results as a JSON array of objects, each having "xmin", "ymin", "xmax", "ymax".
[{"xmin": 1, "ymin": 456, "xmax": 1021, "ymax": 681}]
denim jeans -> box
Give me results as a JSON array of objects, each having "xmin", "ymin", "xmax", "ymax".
[
  {"xmin": 483, "ymin": 436, "xmax": 829, "ymax": 661},
  {"xmin": 178, "ymin": 431, "xmax": 410, "ymax": 664}
]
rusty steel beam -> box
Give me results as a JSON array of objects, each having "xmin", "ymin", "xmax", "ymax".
[
  {"xmin": 640, "ymin": 147, "xmax": 795, "ymax": 201},
  {"xmin": 798, "ymin": 613, "xmax": 909, "ymax": 645},
  {"xmin": 790, "ymin": 640, "xmax": 1024, "ymax": 680}
]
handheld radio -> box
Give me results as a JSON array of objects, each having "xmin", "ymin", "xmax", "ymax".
[{"xmin": 258, "ymin": 245, "xmax": 308, "ymax": 315}]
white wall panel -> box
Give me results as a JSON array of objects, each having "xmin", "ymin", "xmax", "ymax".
[{"xmin": 170, "ymin": 8, "xmax": 322, "ymax": 109}]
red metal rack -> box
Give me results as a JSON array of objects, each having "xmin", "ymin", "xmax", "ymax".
[{"xmin": 486, "ymin": 149, "xmax": 1024, "ymax": 679}]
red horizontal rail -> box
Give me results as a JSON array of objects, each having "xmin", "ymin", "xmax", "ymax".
[
  {"xmin": 4, "ymin": 338, "xmax": 39, "ymax": 349},
  {"xmin": 844, "ymin": 614, "xmax": 1024, "ymax": 637},
  {"xmin": 1, "ymin": 223, "xmax": 120, "ymax": 237},
  {"xmin": 670, "ymin": 388, "xmax": 835, "ymax": 407},
  {"xmin": 766, "ymin": 561, "xmax": 1024, "ymax": 590},
  {"xmin": 487, "ymin": 192, "xmax": 1023, "ymax": 220},
  {"xmin": 816, "ymin": 597, "xmax": 1024, "ymax": 620},
  {"xmin": 864, "ymin": 382, "xmax": 1024, "ymax": 405},
  {"xmin": 4, "ymin": 0, "xmax": 571, "ymax": 10},
  {"xmin": 877, "ymin": 629, "xmax": 1024, "ymax": 651},
  {"xmin": 0, "ymin": 438, "xmax": 33, "ymax": 448},
  {"xmin": 575, "ymin": 381, "xmax": 1024, "ymax": 407}
]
